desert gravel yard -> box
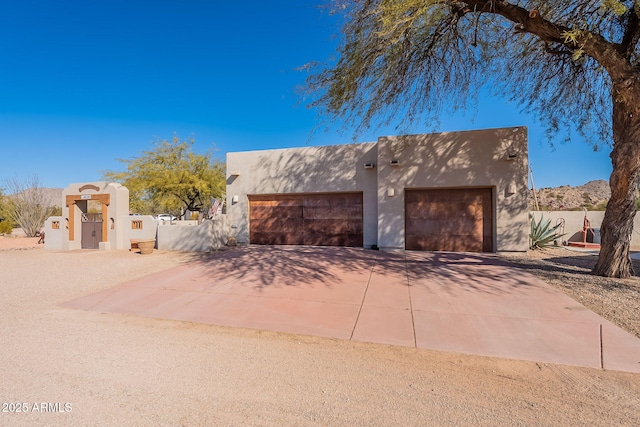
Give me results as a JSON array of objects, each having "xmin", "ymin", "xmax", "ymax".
[
  {"xmin": 0, "ymin": 240, "xmax": 639, "ymax": 426},
  {"xmin": 504, "ymin": 248, "xmax": 640, "ymax": 340}
]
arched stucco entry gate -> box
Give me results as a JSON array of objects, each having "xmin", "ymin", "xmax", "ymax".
[
  {"xmin": 46, "ymin": 182, "xmax": 130, "ymax": 251},
  {"xmin": 66, "ymin": 186, "xmax": 111, "ymax": 249}
]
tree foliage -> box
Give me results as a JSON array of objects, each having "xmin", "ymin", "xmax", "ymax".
[
  {"xmin": 308, "ymin": 0, "xmax": 640, "ymax": 278},
  {"xmin": 3, "ymin": 175, "xmax": 53, "ymax": 237},
  {"xmin": 0, "ymin": 188, "xmax": 15, "ymax": 234},
  {"xmin": 310, "ymin": 0, "xmax": 638, "ymax": 144},
  {"xmin": 103, "ymin": 135, "xmax": 226, "ymax": 216}
]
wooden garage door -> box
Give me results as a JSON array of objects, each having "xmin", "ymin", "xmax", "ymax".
[
  {"xmin": 249, "ymin": 195, "xmax": 304, "ymax": 245},
  {"xmin": 249, "ymin": 193, "xmax": 363, "ymax": 247},
  {"xmin": 405, "ymin": 188, "xmax": 493, "ymax": 252}
]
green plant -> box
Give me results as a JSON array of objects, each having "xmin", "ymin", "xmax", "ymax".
[
  {"xmin": 530, "ymin": 214, "xmax": 565, "ymax": 250},
  {"xmin": 48, "ymin": 206, "xmax": 62, "ymax": 217},
  {"xmin": 0, "ymin": 220, "xmax": 13, "ymax": 235}
]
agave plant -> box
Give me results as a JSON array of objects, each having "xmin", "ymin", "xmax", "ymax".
[{"xmin": 530, "ymin": 214, "xmax": 565, "ymax": 250}]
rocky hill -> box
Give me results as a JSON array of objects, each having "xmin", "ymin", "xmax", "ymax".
[
  {"xmin": 41, "ymin": 188, "xmax": 64, "ymax": 207},
  {"xmin": 530, "ymin": 179, "xmax": 610, "ymax": 211},
  {"xmin": 4, "ymin": 188, "xmax": 63, "ymax": 208}
]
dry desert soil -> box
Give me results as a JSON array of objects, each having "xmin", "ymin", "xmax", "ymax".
[{"xmin": 0, "ymin": 236, "xmax": 639, "ymax": 426}]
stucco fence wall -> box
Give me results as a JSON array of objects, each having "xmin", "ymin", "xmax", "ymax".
[
  {"xmin": 44, "ymin": 215, "xmax": 230, "ymax": 252},
  {"xmin": 156, "ymin": 216, "xmax": 230, "ymax": 252},
  {"xmin": 43, "ymin": 216, "xmax": 65, "ymax": 250},
  {"xmin": 531, "ymin": 211, "xmax": 640, "ymax": 249}
]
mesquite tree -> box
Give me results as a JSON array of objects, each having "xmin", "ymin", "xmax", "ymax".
[
  {"xmin": 104, "ymin": 135, "xmax": 225, "ymax": 217},
  {"xmin": 307, "ymin": 0, "xmax": 640, "ymax": 278}
]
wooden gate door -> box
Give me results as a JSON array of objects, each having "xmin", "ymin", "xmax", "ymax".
[{"xmin": 81, "ymin": 213, "xmax": 103, "ymax": 249}]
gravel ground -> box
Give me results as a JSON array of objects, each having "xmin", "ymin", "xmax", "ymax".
[{"xmin": 1, "ymin": 239, "xmax": 639, "ymax": 426}]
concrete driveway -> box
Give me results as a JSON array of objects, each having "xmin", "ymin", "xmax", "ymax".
[{"xmin": 63, "ymin": 246, "xmax": 640, "ymax": 373}]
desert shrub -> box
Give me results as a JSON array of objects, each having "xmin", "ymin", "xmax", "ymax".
[
  {"xmin": 0, "ymin": 220, "xmax": 13, "ymax": 235},
  {"xmin": 3, "ymin": 176, "xmax": 53, "ymax": 237},
  {"xmin": 47, "ymin": 206, "xmax": 62, "ymax": 216},
  {"xmin": 530, "ymin": 214, "xmax": 565, "ymax": 250}
]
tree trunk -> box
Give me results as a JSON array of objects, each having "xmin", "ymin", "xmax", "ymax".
[{"xmin": 593, "ymin": 85, "xmax": 640, "ymax": 278}]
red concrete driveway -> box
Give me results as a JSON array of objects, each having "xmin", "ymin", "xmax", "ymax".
[{"xmin": 62, "ymin": 246, "xmax": 640, "ymax": 373}]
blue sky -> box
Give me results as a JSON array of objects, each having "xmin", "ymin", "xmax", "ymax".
[{"xmin": 0, "ymin": 0, "xmax": 613, "ymax": 191}]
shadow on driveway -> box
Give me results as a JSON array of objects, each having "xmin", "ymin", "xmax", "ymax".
[{"xmin": 62, "ymin": 246, "xmax": 640, "ymax": 373}]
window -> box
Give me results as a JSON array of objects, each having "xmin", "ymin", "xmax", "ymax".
[{"xmin": 131, "ymin": 220, "xmax": 143, "ymax": 230}]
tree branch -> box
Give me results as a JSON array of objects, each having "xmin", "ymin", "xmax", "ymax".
[
  {"xmin": 619, "ymin": 3, "xmax": 640, "ymax": 58},
  {"xmin": 461, "ymin": 0, "xmax": 567, "ymax": 44},
  {"xmin": 544, "ymin": 45, "xmax": 573, "ymax": 57},
  {"xmin": 459, "ymin": 1, "xmax": 634, "ymax": 80}
]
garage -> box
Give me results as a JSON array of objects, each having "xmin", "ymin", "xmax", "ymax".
[
  {"xmin": 405, "ymin": 188, "xmax": 493, "ymax": 252},
  {"xmin": 249, "ymin": 193, "xmax": 363, "ymax": 247}
]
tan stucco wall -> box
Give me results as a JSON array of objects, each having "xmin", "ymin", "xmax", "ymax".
[
  {"xmin": 157, "ymin": 217, "xmax": 229, "ymax": 251},
  {"xmin": 529, "ymin": 211, "xmax": 640, "ymax": 249},
  {"xmin": 125, "ymin": 215, "xmax": 158, "ymax": 244},
  {"xmin": 531, "ymin": 211, "xmax": 605, "ymax": 246},
  {"xmin": 226, "ymin": 143, "xmax": 378, "ymax": 246},
  {"xmin": 43, "ymin": 216, "xmax": 64, "ymax": 250},
  {"xmin": 376, "ymin": 127, "xmax": 529, "ymax": 251},
  {"xmin": 226, "ymin": 127, "xmax": 529, "ymax": 252}
]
